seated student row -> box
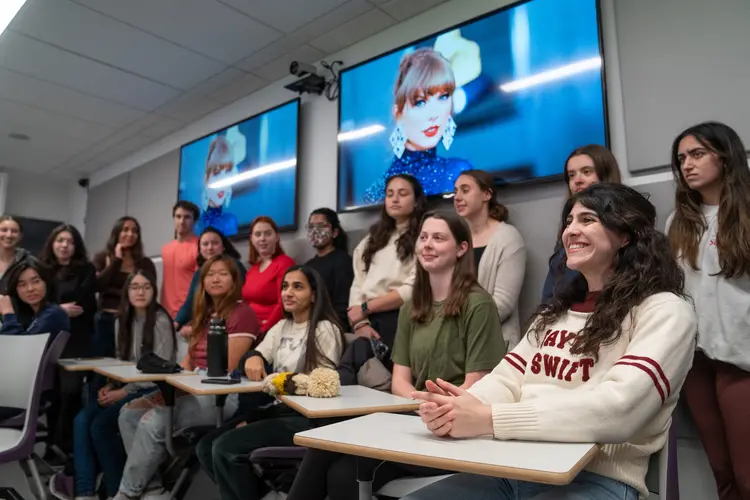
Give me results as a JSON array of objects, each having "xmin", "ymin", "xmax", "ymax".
[{"xmin": 2, "ymin": 120, "xmax": 742, "ymax": 500}]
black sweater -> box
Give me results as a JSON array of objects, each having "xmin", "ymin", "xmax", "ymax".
[
  {"xmin": 305, "ymin": 248, "xmax": 354, "ymax": 330},
  {"xmin": 53, "ymin": 262, "xmax": 98, "ymax": 357}
]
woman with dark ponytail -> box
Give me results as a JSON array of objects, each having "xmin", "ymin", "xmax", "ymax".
[{"xmin": 453, "ymin": 169, "xmax": 526, "ymax": 349}]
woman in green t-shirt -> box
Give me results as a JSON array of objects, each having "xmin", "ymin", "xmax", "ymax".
[{"xmin": 286, "ymin": 210, "xmax": 507, "ymax": 500}]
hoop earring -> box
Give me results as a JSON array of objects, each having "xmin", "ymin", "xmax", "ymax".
[
  {"xmin": 442, "ymin": 116, "xmax": 457, "ymax": 150},
  {"xmin": 390, "ymin": 124, "xmax": 406, "ymax": 158}
]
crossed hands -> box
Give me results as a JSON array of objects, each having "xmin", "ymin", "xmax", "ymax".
[{"xmin": 412, "ymin": 378, "xmax": 494, "ymax": 439}]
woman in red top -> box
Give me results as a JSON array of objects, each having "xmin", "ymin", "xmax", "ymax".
[{"xmin": 241, "ymin": 216, "xmax": 295, "ymax": 337}]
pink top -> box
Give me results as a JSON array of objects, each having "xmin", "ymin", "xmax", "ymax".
[
  {"xmin": 191, "ymin": 302, "xmax": 259, "ymax": 369},
  {"xmin": 161, "ymin": 235, "xmax": 199, "ymax": 318}
]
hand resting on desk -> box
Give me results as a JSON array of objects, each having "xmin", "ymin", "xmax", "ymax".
[{"xmin": 413, "ymin": 378, "xmax": 493, "ymax": 439}]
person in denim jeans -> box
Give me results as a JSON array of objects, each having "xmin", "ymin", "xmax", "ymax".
[
  {"xmin": 404, "ymin": 185, "xmax": 698, "ymax": 500},
  {"xmin": 114, "ymin": 256, "xmax": 257, "ymax": 500},
  {"xmin": 50, "ymin": 270, "xmax": 175, "ymax": 500}
]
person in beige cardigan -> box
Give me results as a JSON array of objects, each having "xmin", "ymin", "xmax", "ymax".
[{"xmin": 454, "ymin": 170, "xmax": 526, "ymax": 349}]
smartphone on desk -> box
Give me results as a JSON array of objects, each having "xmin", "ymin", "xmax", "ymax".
[{"xmin": 201, "ymin": 378, "xmax": 240, "ymax": 385}]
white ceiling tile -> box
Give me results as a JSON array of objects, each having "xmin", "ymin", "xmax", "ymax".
[
  {"xmin": 234, "ymin": 37, "xmax": 305, "ymax": 73},
  {"xmin": 253, "ymin": 44, "xmax": 327, "ymax": 82},
  {"xmin": 11, "ymin": 0, "xmax": 226, "ymax": 90},
  {"xmin": 156, "ymin": 94, "xmax": 226, "ymax": 122},
  {"xmin": 220, "ymin": 0, "xmax": 350, "ymax": 33},
  {"xmin": 206, "ymin": 73, "xmax": 267, "ymax": 105},
  {"xmin": 92, "ymin": 134, "xmax": 154, "ymax": 165},
  {"xmin": 75, "ymin": 0, "xmax": 283, "ymax": 64},
  {"xmin": 308, "ymin": 8, "xmax": 395, "ymax": 54},
  {"xmin": 0, "ymin": 31, "xmax": 180, "ymax": 110},
  {"xmin": 0, "ymin": 133, "xmax": 99, "ymax": 173},
  {"xmin": 188, "ymin": 67, "xmax": 248, "ymax": 96},
  {"xmin": 0, "ymin": 67, "xmax": 145, "ymax": 128},
  {"xmin": 376, "ymin": 0, "xmax": 447, "ymax": 21},
  {"xmin": 286, "ymin": 0, "xmax": 373, "ymax": 44},
  {"xmin": 140, "ymin": 116, "xmax": 186, "ymax": 138},
  {"xmin": 0, "ymin": 97, "xmax": 115, "ymax": 142}
]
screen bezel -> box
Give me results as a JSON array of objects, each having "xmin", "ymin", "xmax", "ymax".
[
  {"xmin": 177, "ymin": 97, "xmax": 301, "ymax": 239},
  {"xmin": 335, "ymin": 0, "xmax": 608, "ymax": 213}
]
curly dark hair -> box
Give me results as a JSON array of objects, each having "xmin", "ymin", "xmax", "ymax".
[
  {"xmin": 362, "ymin": 174, "xmax": 427, "ymax": 271},
  {"xmin": 529, "ymin": 183, "xmax": 687, "ymax": 359}
]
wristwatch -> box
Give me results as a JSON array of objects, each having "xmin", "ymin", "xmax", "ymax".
[{"xmin": 361, "ymin": 301, "xmax": 370, "ymax": 317}]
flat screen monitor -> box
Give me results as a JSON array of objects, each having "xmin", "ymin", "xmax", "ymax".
[
  {"xmin": 337, "ymin": 0, "xmax": 606, "ymax": 211},
  {"xmin": 178, "ymin": 98, "xmax": 300, "ymax": 236}
]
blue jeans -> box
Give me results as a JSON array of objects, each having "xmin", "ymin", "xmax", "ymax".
[
  {"xmin": 92, "ymin": 311, "xmax": 116, "ymax": 358},
  {"xmin": 402, "ymin": 470, "xmax": 639, "ymax": 500},
  {"xmin": 73, "ymin": 391, "xmax": 148, "ymax": 497}
]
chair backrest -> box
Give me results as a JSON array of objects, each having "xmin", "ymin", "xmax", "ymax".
[
  {"xmin": 0, "ymin": 334, "xmax": 49, "ymax": 455},
  {"xmin": 40, "ymin": 331, "xmax": 70, "ymax": 393},
  {"xmin": 645, "ymin": 424, "xmax": 679, "ymax": 499}
]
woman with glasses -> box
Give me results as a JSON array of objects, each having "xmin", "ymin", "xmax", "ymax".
[{"xmin": 304, "ymin": 208, "xmax": 353, "ymax": 329}]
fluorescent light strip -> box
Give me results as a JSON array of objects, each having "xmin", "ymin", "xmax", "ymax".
[
  {"xmin": 0, "ymin": 0, "xmax": 27, "ymax": 35},
  {"xmin": 500, "ymin": 56, "xmax": 602, "ymax": 93},
  {"xmin": 207, "ymin": 158, "xmax": 296, "ymax": 189},
  {"xmin": 338, "ymin": 124, "xmax": 385, "ymax": 142}
]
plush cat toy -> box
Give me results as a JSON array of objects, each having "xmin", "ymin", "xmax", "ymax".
[{"xmin": 262, "ymin": 367, "xmax": 340, "ymax": 398}]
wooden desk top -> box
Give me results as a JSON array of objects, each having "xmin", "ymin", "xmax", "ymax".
[
  {"xmin": 93, "ymin": 364, "xmax": 197, "ymax": 383},
  {"xmin": 280, "ymin": 385, "xmax": 420, "ymax": 418},
  {"xmin": 59, "ymin": 357, "xmax": 133, "ymax": 372},
  {"xmin": 294, "ymin": 413, "xmax": 598, "ymax": 485},
  {"xmin": 166, "ymin": 375, "xmax": 263, "ymax": 395}
]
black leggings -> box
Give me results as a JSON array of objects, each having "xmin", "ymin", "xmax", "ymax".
[{"xmin": 286, "ymin": 449, "xmax": 445, "ymax": 500}]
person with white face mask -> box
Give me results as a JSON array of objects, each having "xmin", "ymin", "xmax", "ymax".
[{"xmin": 198, "ymin": 135, "xmax": 239, "ymax": 237}]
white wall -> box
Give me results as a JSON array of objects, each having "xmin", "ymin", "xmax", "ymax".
[{"xmin": 0, "ymin": 166, "xmax": 87, "ymax": 232}]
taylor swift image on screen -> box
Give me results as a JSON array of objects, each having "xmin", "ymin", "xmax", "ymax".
[
  {"xmin": 198, "ymin": 133, "xmax": 240, "ymax": 236},
  {"xmin": 363, "ymin": 48, "xmax": 472, "ymax": 204}
]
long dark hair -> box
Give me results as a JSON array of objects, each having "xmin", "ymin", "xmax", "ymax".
[
  {"xmin": 6, "ymin": 259, "xmax": 56, "ymax": 328},
  {"xmin": 667, "ymin": 121, "xmax": 750, "ymax": 278},
  {"xmin": 39, "ymin": 224, "xmax": 89, "ymax": 272},
  {"xmin": 197, "ymin": 226, "xmax": 241, "ymax": 267},
  {"xmin": 457, "ymin": 170, "xmax": 509, "ymax": 222},
  {"xmin": 411, "ymin": 211, "xmax": 477, "ymax": 323},
  {"xmin": 309, "ymin": 208, "xmax": 348, "ymax": 252},
  {"xmin": 531, "ymin": 183, "xmax": 686, "ymax": 359},
  {"xmin": 362, "ymin": 174, "xmax": 427, "ymax": 271},
  {"xmin": 106, "ymin": 216, "xmax": 144, "ymax": 262},
  {"xmin": 563, "ymin": 145, "xmax": 622, "ymax": 197},
  {"xmin": 116, "ymin": 269, "xmax": 174, "ymax": 360}
]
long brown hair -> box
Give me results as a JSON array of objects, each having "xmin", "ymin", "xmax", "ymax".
[
  {"xmin": 411, "ymin": 211, "xmax": 477, "ymax": 323},
  {"xmin": 362, "ymin": 174, "xmax": 428, "ymax": 271},
  {"xmin": 248, "ymin": 216, "xmax": 285, "ymax": 265},
  {"xmin": 457, "ymin": 169, "xmax": 509, "ymax": 222},
  {"xmin": 564, "ymin": 145, "xmax": 621, "ymax": 197},
  {"xmin": 531, "ymin": 184, "xmax": 686, "ymax": 359},
  {"xmin": 105, "ymin": 216, "xmax": 145, "ymax": 262},
  {"xmin": 281, "ymin": 265, "xmax": 347, "ymax": 373},
  {"xmin": 189, "ymin": 255, "xmax": 243, "ymax": 354},
  {"xmin": 116, "ymin": 269, "xmax": 174, "ymax": 360},
  {"xmin": 667, "ymin": 121, "xmax": 750, "ymax": 278}
]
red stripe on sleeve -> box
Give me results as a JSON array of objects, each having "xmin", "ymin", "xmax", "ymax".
[
  {"xmin": 504, "ymin": 356, "xmax": 525, "ymax": 375},
  {"xmin": 615, "ymin": 361, "xmax": 666, "ymax": 403},
  {"xmin": 621, "ymin": 355, "xmax": 671, "ymax": 396},
  {"xmin": 506, "ymin": 352, "xmax": 527, "ymax": 367}
]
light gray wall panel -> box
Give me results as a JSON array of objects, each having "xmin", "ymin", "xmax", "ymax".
[{"xmin": 84, "ymin": 174, "xmax": 128, "ymax": 254}]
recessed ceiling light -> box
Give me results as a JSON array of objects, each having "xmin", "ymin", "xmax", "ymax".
[{"xmin": 8, "ymin": 132, "xmax": 30, "ymax": 141}]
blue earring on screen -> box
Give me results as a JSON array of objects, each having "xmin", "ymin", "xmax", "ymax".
[
  {"xmin": 390, "ymin": 124, "xmax": 407, "ymax": 159},
  {"xmin": 442, "ymin": 116, "xmax": 457, "ymax": 151}
]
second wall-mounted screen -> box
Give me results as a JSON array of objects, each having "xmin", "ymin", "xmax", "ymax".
[
  {"xmin": 337, "ymin": 0, "xmax": 606, "ymax": 211},
  {"xmin": 179, "ymin": 99, "xmax": 300, "ymax": 236}
]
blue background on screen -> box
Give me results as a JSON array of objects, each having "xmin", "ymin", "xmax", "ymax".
[
  {"xmin": 338, "ymin": 0, "xmax": 605, "ymax": 210},
  {"xmin": 179, "ymin": 100, "xmax": 298, "ymax": 235}
]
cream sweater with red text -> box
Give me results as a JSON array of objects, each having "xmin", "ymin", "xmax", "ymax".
[{"xmin": 469, "ymin": 292, "xmax": 697, "ymax": 497}]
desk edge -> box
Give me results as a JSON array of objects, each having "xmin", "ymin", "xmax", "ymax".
[
  {"xmin": 280, "ymin": 397, "xmax": 420, "ymax": 418},
  {"xmin": 293, "ymin": 435, "xmax": 599, "ymax": 484},
  {"xmin": 165, "ymin": 377, "xmax": 263, "ymax": 395}
]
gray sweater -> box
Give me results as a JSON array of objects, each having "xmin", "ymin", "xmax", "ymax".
[{"xmin": 115, "ymin": 310, "xmax": 175, "ymax": 393}]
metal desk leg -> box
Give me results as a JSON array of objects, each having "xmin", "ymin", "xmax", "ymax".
[
  {"xmin": 357, "ymin": 456, "xmax": 376, "ymax": 500},
  {"xmin": 158, "ymin": 382, "xmax": 177, "ymax": 456},
  {"xmin": 215, "ymin": 394, "xmax": 227, "ymax": 427}
]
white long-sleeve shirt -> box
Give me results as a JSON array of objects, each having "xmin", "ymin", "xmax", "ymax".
[
  {"xmin": 468, "ymin": 292, "xmax": 697, "ymax": 497},
  {"xmin": 666, "ymin": 206, "xmax": 750, "ymax": 371}
]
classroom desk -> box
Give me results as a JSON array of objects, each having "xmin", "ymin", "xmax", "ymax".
[
  {"xmin": 166, "ymin": 375, "xmax": 263, "ymax": 427},
  {"xmin": 295, "ymin": 412, "xmax": 599, "ymax": 500},
  {"xmin": 279, "ymin": 385, "xmax": 420, "ymax": 418},
  {"xmin": 58, "ymin": 357, "xmax": 132, "ymax": 372}
]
